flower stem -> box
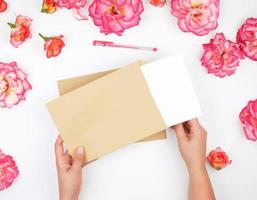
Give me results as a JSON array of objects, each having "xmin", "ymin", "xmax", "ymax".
[{"xmin": 38, "ymin": 33, "xmax": 49, "ymax": 42}]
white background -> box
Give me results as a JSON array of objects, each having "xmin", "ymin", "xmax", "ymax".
[{"xmin": 0, "ymin": 0, "xmax": 257, "ymax": 199}]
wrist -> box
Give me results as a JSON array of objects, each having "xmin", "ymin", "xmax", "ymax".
[
  {"xmin": 187, "ymin": 163, "xmax": 207, "ymax": 177},
  {"xmin": 60, "ymin": 195, "xmax": 79, "ymax": 200},
  {"xmin": 60, "ymin": 198, "xmax": 78, "ymax": 200}
]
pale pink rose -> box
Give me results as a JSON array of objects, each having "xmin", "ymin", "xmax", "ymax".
[
  {"xmin": 171, "ymin": 0, "xmax": 220, "ymax": 36},
  {"xmin": 0, "ymin": 150, "xmax": 19, "ymax": 191},
  {"xmin": 57, "ymin": 0, "xmax": 88, "ymax": 20},
  {"xmin": 15, "ymin": 15, "xmax": 32, "ymax": 27},
  {"xmin": 8, "ymin": 15, "xmax": 32, "ymax": 48},
  {"xmin": 201, "ymin": 33, "xmax": 244, "ymax": 78},
  {"xmin": 237, "ymin": 17, "xmax": 257, "ymax": 61},
  {"xmin": 239, "ymin": 99, "xmax": 257, "ymax": 141},
  {"xmin": 89, "ymin": 0, "xmax": 144, "ymax": 36},
  {"xmin": 57, "ymin": 0, "xmax": 87, "ymax": 9},
  {"xmin": 0, "ymin": 62, "xmax": 32, "ymax": 108},
  {"xmin": 72, "ymin": 6, "xmax": 88, "ymax": 20}
]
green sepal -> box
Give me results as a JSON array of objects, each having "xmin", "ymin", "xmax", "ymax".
[{"xmin": 7, "ymin": 22, "xmax": 16, "ymax": 29}]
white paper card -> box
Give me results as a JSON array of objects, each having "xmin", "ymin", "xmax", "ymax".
[{"xmin": 141, "ymin": 56, "xmax": 202, "ymax": 127}]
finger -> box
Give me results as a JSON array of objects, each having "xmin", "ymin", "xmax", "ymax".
[
  {"xmin": 55, "ymin": 135, "xmax": 64, "ymax": 163},
  {"xmin": 182, "ymin": 122, "xmax": 191, "ymax": 133},
  {"xmin": 187, "ymin": 118, "xmax": 200, "ymax": 129},
  {"xmin": 62, "ymin": 154, "xmax": 72, "ymax": 165},
  {"xmin": 64, "ymin": 150, "xmax": 73, "ymax": 164},
  {"xmin": 173, "ymin": 123, "xmax": 187, "ymax": 141},
  {"xmin": 64, "ymin": 149, "xmax": 72, "ymax": 157},
  {"xmin": 71, "ymin": 146, "xmax": 85, "ymax": 172}
]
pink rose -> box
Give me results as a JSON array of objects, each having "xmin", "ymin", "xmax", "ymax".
[
  {"xmin": 239, "ymin": 99, "xmax": 257, "ymax": 141},
  {"xmin": 0, "ymin": 150, "xmax": 19, "ymax": 191},
  {"xmin": 0, "ymin": 62, "xmax": 32, "ymax": 108},
  {"xmin": 201, "ymin": 33, "xmax": 244, "ymax": 78},
  {"xmin": 171, "ymin": 0, "xmax": 220, "ymax": 36},
  {"xmin": 57, "ymin": 0, "xmax": 88, "ymax": 20},
  {"xmin": 57, "ymin": 0, "xmax": 87, "ymax": 9},
  {"xmin": 236, "ymin": 17, "xmax": 257, "ymax": 61},
  {"xmin": 89, "ymin": 0, "xmax": 144, "ymax": 36},
  {"xmin": 8, "ymin": 15, "xmax": 32, "ymax": 48}
]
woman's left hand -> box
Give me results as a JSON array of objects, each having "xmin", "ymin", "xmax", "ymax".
[{"xmin": 55, "ymin": 135, "xmax": 85, "ymax": 200}]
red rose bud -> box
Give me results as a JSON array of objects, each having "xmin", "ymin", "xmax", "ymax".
[
  {"xmin": 207, "ymin": 147, "xmax": 232, "ymax": 170},
  {"xmin": 0, "ymin": 0, "xmax": 7, "ymax": 12},
  {"xmin": 39, "ymin": 33, "xmax": 65, "ymax": 58},
  {"xmin": 41, "ymin": 0, "xmax": 57, "ymax": 14},
  {"xmin": 149, "ymin": 0, "xmax": 166, "ymax": 7}
]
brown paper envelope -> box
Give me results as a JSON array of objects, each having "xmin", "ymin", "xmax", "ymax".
[
  {"xmin": 47, "ymin": 61, "xmax": 167, "ymax": 162},
  {"xmin": 57, "ymin": 69, "xmax": 167, "ymax": 143}
]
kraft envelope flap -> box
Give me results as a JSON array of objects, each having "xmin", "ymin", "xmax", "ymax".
[
  {"xmin": 57, "ymin": 68, "xmax": 167, "ymax": 143},
  {"xmin": 57, "ymin": 61, "xmax": 147, "ymax": 95},
  {"xmin": 47, "ymin": 56, "xmax": 202, "ymax": 162}
]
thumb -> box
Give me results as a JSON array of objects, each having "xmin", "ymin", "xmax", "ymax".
[{"xmin": 71, "ymin": 146, "xmax": 85, "ymax": 171}]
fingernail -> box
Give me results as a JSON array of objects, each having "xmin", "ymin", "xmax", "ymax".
[{"xmin": 76, "ymin": 146, "xmax": 84, "ymax": 155}]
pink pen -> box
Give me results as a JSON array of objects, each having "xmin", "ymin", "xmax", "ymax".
[{"xmin": 93, "ymin": 40, "xmax": 158, "ymax": 52}]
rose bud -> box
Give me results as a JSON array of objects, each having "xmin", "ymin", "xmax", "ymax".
[
  {"xmin": 207, "ymin": 147, "xmax": 232, "ymax": 170},
  {"xmin": 39, "ymin": 33, "xmax": 65, "ymax": 58},
  {"xmin": 0, "ymin": 0, "xmax": 7, "ymax": 13},
  {"xmin": 41, "ymin": 0, "xmax": 57, "ymax": 14}
]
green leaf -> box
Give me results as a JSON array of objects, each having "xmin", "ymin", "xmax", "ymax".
[{"xmin": 7, "ymin": 22, "xmax": 16, "ymax": 29}]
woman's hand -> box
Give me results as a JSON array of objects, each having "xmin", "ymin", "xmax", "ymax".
[
  {"xmin": 55, "ymin": 135, "xmax": 85, "ymax": 200},
  {"xmin": 173, "ymin": 118, "xmax": 207, "ymax": 173},
  {"xmin": 173, "ymin": 118, "xmax": 215, "ymax": 200}
]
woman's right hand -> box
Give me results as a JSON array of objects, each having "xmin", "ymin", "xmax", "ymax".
[
  {"xmin": 173, "ymin": 118, "xmax": 207, "ymax": 172},
  {"xmin": 173, "ymin": 118, "xmax": 215, "ymax": 200}
]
